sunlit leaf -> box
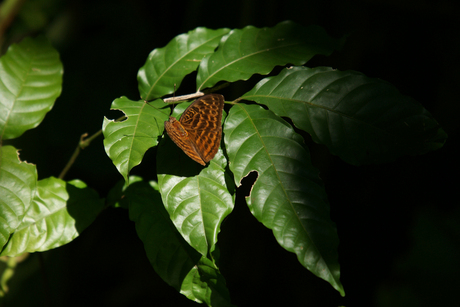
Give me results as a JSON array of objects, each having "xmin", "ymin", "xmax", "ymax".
[
  {"xmin": 243, "ymin": 66, "xmax": 447, "ymax": 165},
  {"xmin": 196, "ymin": 21, "xmax": 338, "ymax": 91},
  {"xmin": 157, "ymin": 143, "xmax": 234, "ymax": 257},
  {"xmin": 128, "ymin": 181, "xmax": 233, "ymax": 305},
  {"xmin": 102, "ymin": 97, "xmax": 170, "ymax": 182},
  {"xmin": 138, "ymin": 27, "xmax": 230, "ymax": 101},
  {"xmin": 0, "ymin": 146, "xmax": 37, "ymax": 249},
  {"xmin": 1, "ymin": 177, "xmax": 103, "ymax": 257},
  {"xmin": 0, "ymin": 36, "xmax": 63, "ymax": 140},
  {"xmin": 223, "ymin": 103, "xmax": 344, "ymax": 295},
  {"xmin": 181, "ymin": 257, "xmax": 234, "ymax": 306}
]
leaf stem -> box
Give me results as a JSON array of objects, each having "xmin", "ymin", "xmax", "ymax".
[
  {"xmin": 58, "ymin": 134, "xmax": 85, "ymax": 180},
  {"xmin": 58, "ymin": 115, "xmax": 126, "ymax": 180},
  {"xmin": 58, "ymin": 130, "xmax": 101, "ymax": 180}
]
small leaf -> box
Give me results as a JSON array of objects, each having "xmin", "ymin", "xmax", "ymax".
[
  {"xmin": 223, "ymin": 103, "xmax": 344, "ymax": 295},
  {"xmin": 138, "ymin": 27, "xmax": 230, "ymax": 101},
  {"xmin": 1, "ymin": 177, "xmax": 103, "ymax": 257},
  {"xmin": 157, "ymin": 144, "xmax": 234, "ymax": 257},
  {"xmin": 0, "ymin": 36, "xmax": 63, "ymax": 140},
  {"xmin": 0, "ymin": 146, "xmax": 37, "ymax": 249},
  {"xmin": 196, "ymin": 21, "xmax": 338, "ymax": 91},
  {"xmin": 126, "ymin": 181, "xmax": 201, "ymax": 291},
  {"xmin": 102, "ymin": 97, "xmax": 170, "ymax": 182},
  {"xmin": 243, "ymin": 66, "xmax": 447, "ymax": 165},
  {"xmin": 181, "ymin": 257, "xmax": 234, "ymax": 306}
]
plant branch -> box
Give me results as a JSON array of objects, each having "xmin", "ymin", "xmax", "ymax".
[
  {"xmin": 0, "ymin": 253, "xmax": 29, "ymax": 298},
  {"xmin": 0, "ymin": 0, "xmax": 26, "ymax": 46},
  {"xmin": 163, "ymin": 92, "xmax": 204, "ymax": 104},
  {"xmin": 59, "ymin": 130, "xmax": 102, "ymax": 180},
  {"xmin": 58, "ymin": 116, "xmax": 126, "ymax": 180},
  {"xmin": 161, "ymin": 82, "xmax": 230, "ymax": 104},
  {"xmin": 58, "ymin": 133, "xmax": 86, "ymax": 180}
]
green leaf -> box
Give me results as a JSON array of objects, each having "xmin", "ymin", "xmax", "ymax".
[
  {"xmin": 0, "ymin": 36, "xmax": 63, "ymax": 140},
  {"xmin": 138, "ymin": 27, "xmax": 230, "ymax": 101},
  {"xmin": 126, "ymin": 181, "xmax": 201, "ymax": 291},
  {"xmin": 243, "ymin": 66, "xmax": 447, "ymax": 165},
  {"xmin": 102, "ymin": 97, "xmax": 170, "ymax": 182},
  {"xmin": 0, "ymin": 146, "xmax": 37, "ymax": 249},
  {"xmin": 157, "ymin": 142, "xmax": 234, "ymax": 257},
  {"xmin": 127, "ymin": 182, "xmax": 233, "ymax": 305},
  {"xmin": 1, "ymin": 177, "xmax": 103, "ymax": 257},
  {"xmin": 223, "ymin": 103, "xmax": 344, "ymax": 296},
  {"xmin": 181, "ymin": 257, "xmax": 234, "ymax": 306},
  {"xmin": 196, "ymin": 21, "xmax": 338, "ymax": 91}
]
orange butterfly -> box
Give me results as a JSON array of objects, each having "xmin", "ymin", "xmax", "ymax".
[{"xmin": 164, "ymin": 94, "xmax": 224, "ymax": 165}]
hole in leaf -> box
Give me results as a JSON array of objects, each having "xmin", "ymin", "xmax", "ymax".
[{"xmin": 238, "ymin": 170, "xmax": 258, "ymax": 198}]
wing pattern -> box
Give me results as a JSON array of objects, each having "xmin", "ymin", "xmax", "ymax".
[{"xmin": 164, "ymin": 93, "xmax": 224, "ymax": 165}]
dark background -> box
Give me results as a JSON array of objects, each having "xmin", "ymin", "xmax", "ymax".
[{"xmin": 2, "ymin": 0, "xmax": 459, "ymax": 306}]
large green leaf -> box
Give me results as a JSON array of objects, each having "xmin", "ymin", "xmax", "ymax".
[
  {"xmin": 223, "ymin": 103, "xmax": 344, "ymax": 296},
  {"xmin": 127, "ymin": 181, "xmax": 233, "ymax": 306},
  {"xmin": 102, "ymin": 97, "xmax": 170, "ymax": 182},
  {"xmin": 196, "ymin": 21, "xmax": 338, "ymax": 91},
  {"xmin": 157, "ymin": 142, "xmax": 234, "ymax": 257},
  {"xmin": 127, "ymin": 181, "xmax": 201, "ymax": 291},
  {"xmin": 243, "ymin": 66, "xmax": 447, "ymax": 165},
  {"xmin": 0, "ymin": 146, "xmax": 37, "ymax": 249},
  {"xmin": 1, "ymin": 176, "xmax": 103, "ymax": 257},
  {"xmin": 138, "ymin": 27, "xmax": 230, "ymax": 101},
  {"xmin": 0, "ymin": 36, "xmax": 63, "ymax": 140}
]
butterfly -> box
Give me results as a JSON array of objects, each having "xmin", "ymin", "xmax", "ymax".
[{"xmin": 164, "ymin": 93, "xmax": 224, "ymax": 166}]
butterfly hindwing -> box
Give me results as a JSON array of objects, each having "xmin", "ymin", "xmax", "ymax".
[
  {"xmin": 190, "ymin": 129, "xmax": 222, "ymax": 163},
  {"xmin": 165, "ymin": 118, "xmax": 206, "ymax": 165}
]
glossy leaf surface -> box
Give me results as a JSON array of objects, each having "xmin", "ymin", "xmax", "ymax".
[
  {"xmin": 223, "ymin": 103, "xmax": 344, "ymax": 295},
  {"xmin": 0, "ymin": 36, "xmax": 62, "ymax": 140},
  {"xmin": 243, "ymin": 66, "xmax": 447, "ymax": 165},
  {"xmin": 196, "ymin": 21, "xmax": 338, "ymax": 91},
  {"xmin": 1, "ymin": 176, "xmax": 103, "ymax": 257},
  {"xmin": 0, "ymin": 146, "xmax": 37, "ymax": 249},
  {"xmin": 127, "ymin": 181, "xmax": 233, "ymax": 305},
  {"xmin": 138, "ymin": 27, "xmax": 230, "ymax": 101},
  {"xmin": 157, "ymin": 143, "xmax": 234, "ymax": 257},
  {"xmin": 181, "ymin": 257, "xmax": 234, "ymax": 306},
  {"xmin": 102, "ymin": 97, "xmax": 169, "ymax": 182}
]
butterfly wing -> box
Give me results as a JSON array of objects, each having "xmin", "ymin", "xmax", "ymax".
[
  {"xmin": 165, "ymin": 117, "xmax": 206, "ymax": 165},
  {"xmin": 179, "ymin": 94, "xmax": 224, "ymax": 163}
]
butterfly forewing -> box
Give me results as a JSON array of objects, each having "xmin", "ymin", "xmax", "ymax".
[
  {"xmin": 180, "ymin": 94, "xmax": 223, "ymax": 131},
  {"xmin": 164, "ymin": 93, "xmax": 224, "ymax": 165}
]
